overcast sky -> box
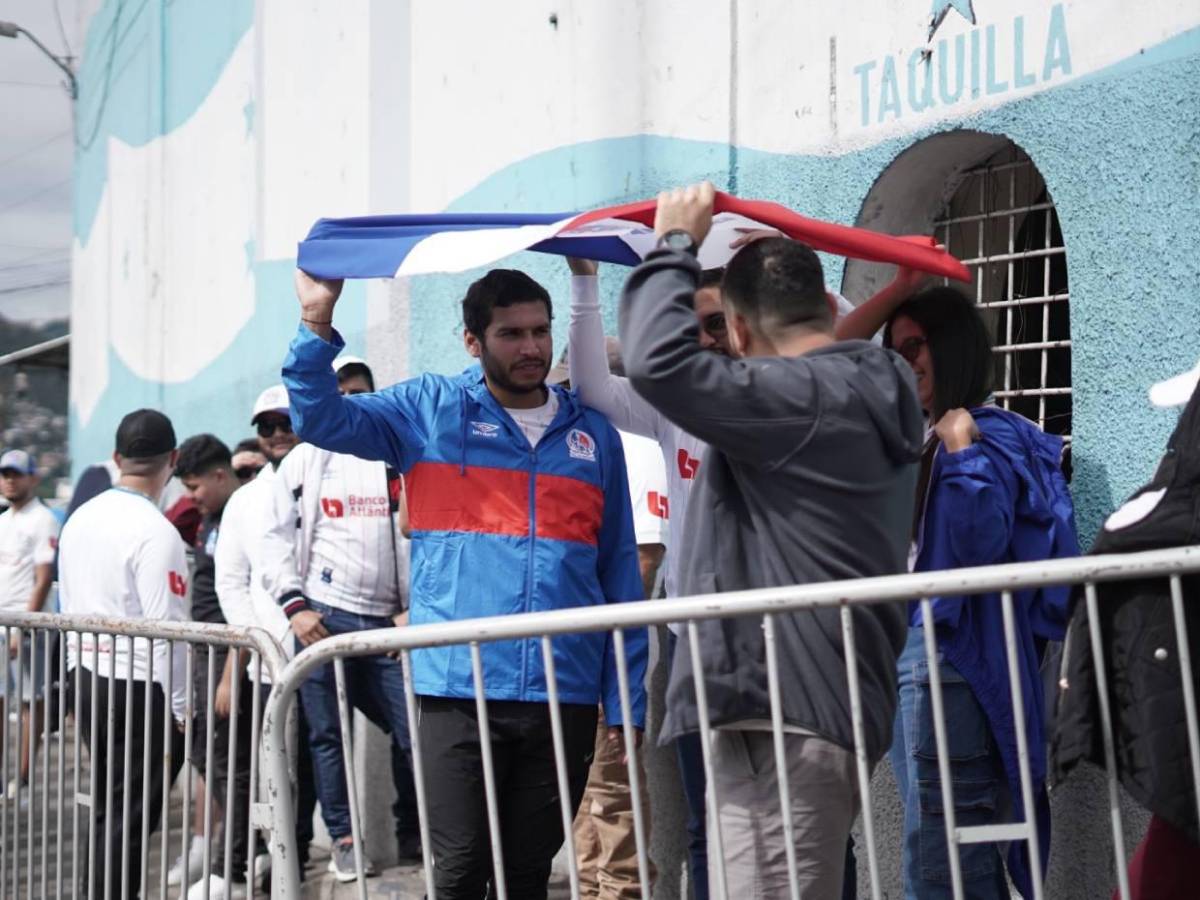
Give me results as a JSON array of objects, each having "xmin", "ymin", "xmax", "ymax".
[{"xmin": 0, "ymin": 0, "xmax": 81, "ymax": 324}]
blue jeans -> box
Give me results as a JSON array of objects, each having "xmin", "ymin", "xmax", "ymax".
[
  {"xmin": 889, "ymin": 627, "xmax": 1009, "ymax": 899},
  {"xmin": 297, "ymin": 601, "xmax": 416, "ymax": 842}
]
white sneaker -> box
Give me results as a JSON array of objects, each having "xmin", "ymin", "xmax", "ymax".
[
  {"xmin": 167, "ymin": 840, "xmax": 207, "ymax": 887},
  {"xmin": 186, "ymin": 874, "xmax": 248, "ymax": 900}
]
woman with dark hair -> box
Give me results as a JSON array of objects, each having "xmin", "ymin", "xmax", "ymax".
[{"xmin": 845, "ymin": 284, "xmax": 1079, "ymax": 899}]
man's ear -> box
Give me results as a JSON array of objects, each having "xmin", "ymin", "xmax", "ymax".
[
  {"xmin": 463, "ymin": 330, "xmax": 482, "ymax": 359},
  {"xmin": 729, "ymin": 311, "xmax": 751, "ymax": 358}
]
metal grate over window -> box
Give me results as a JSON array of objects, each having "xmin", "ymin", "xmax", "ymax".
[{"xmin": 934, "ymin": 146, "xmax": 1072, "ymax": 440}]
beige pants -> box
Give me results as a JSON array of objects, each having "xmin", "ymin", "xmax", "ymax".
[
  {"xmin": 572, "ymin": 718, "xmax": 656, "ymax": 899},
  {"xmin": 709, "ymin": 730, "xmax": 858, "ymax": 899}
]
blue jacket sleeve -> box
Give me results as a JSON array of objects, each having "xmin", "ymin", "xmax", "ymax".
[
  {"xmin": 594, "ymin": 419, "xmax": 649, "ymax": 729},
  {"xmin": 282, "ymin": 324, "xmax": 429, "ymax": 471},
  {"xmin": 933, "ymin": 441, "xmax": 1020, "ymax": 568}
]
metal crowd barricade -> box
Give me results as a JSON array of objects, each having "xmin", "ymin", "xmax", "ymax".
[
  {"xmin": 0, "ymin": 609, "xmax": 285, "ymax": 900},
  {"xmin": 260, "ymin": 544, "xmax": 1200, "ymax": 900}
]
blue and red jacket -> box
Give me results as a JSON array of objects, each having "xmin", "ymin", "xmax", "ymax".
[{"xmin": 283, "ymin": 325, "xmax": 648, "ymax": 727}]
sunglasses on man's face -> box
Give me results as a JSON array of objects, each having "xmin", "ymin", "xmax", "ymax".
[
  {"xmin": 895, "ymin": 337, "xmax": 928, "ymax": 365},
  {"xmin": 234, "ymin": 464, "xmax": 264, "ymax": 482},
  {"xmin": 701, "ymin": 312, "xmax": 728, "ymax": 338},
  {"xmin": 256, "ymin": 418, "xmax": 293, "ymax": 438}
]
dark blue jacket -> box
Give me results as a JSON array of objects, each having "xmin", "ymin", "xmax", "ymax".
[{"xmin": 913, "ymin": 406, "xmax": 1079, "ymax": 899}]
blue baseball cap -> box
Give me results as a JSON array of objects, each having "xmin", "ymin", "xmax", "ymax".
[{"xmin": 0, "ymin": 449, "xmax": 36, "ymax": 475}]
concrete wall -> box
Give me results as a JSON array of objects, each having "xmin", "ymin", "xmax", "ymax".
[{"xmin": 69, "ymin": 1, "xmax": 1200, "ymax": 895}]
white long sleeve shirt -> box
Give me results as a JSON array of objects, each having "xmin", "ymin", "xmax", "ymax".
[
  {"xmin": 58, "ymin": 487, "xmax": 189, "ymax": 721},
  {"xmin": 215, "ymin": 466, "xmax": 292, "ymax": 680}
]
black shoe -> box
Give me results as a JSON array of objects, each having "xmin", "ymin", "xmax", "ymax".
[{"xmin": 395, "ymin": 833, "xmax": 423, "ymax": 865}]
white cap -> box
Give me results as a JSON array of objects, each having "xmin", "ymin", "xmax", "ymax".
[
  {"xmin": 251, "ymin": 384, "xmax": 290, "ymax": 423},
  {"xmin": 1149, "ymin": 360, "xmax": 1200, "ymax": 408},
  {"xmin": 333, "ymin": 355, "xmax": 368, "ymax": 373}
]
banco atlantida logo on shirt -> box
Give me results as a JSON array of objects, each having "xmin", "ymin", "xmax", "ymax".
[{"xmin": 566, "ymin": 429, "xmax": 596, "ymax": 462}]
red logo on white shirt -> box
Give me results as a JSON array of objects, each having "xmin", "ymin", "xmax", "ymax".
[
  {"xmin": 677, "ymin": 450, "xmax": 700, "ymax": 480},
  {"xmin": 321, "ymin": 498, "xmax": 345, "ymax": 518},
  {"xmin": 168, "ymin": 571, "xmax": 187, "ymax": 597},
  {"xmin": 648, "ymin": 491, "xmax": 669, "ymax": 520}
]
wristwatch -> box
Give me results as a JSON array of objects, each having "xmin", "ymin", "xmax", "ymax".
[{"xmin": 658, "ymin": 229, "xmax": 699, "ymax": 257}]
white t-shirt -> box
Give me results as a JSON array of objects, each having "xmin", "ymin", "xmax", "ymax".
[
  {"xmin": 619, "ymin": 430, "xmax": 669, "ymax": 547},
  {"xmin": 303, "ymin": 452, "xmax": 401, "ymax": 616},
  {"xmin": 58, "ymin": 488, "xmax": 189, "ymax": 721},
  {"xmin": 505, "ymin": 392, "xmax": 560, "ymax": 448},
  {"xmin": 215, "ymin": 466, "xmax": 292, "ymax": 679},
  {"xmin": 0, "ymin": 499, "xmax": 60, "ymax": 613}
]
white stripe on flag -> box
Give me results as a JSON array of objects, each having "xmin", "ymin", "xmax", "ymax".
[{"xmin": 394, "ymin": 217, "xmax": 577, "ymax": 276}]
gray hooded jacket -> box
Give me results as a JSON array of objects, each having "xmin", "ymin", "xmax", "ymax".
[{"xmin": 620, "ymin": 249, "xmax": 924, "ymax": 762}]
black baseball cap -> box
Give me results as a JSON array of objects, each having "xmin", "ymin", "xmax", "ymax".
[{"xmin": 115, "ymin": 409, "xmax": 177, "ymax": 459}]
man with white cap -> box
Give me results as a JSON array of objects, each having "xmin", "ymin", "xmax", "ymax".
[
  {"xmin": 0, "ymin": 447, "xmax": 60, "ymax": 792},
  {"xmin": 208, "ymin": 385, "xmax": 315, "ymax": 892},
  {"xmin": 261, "ymin": 357, "xmax": 419, "ymax": 882}
]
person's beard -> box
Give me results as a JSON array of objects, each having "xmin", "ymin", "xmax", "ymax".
[{"xmin": 480, "ymin": 345, "xmax": 549, "ymax": 396}]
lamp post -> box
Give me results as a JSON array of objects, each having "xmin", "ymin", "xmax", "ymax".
[{"xmin": 0, "ymin": 20, "xmax": 77, "ymax": 100}]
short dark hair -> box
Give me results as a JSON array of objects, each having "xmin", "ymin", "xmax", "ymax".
[
  {"xmin": 175, "ymin": 434, "xmax": 232, "ymax": 479},
  {"xmin": 721, "ymin": 238, "xmax": 831, "ymax": 333},
  {"xmin": 699, "ymin": 267, "xmax": 725, "ymax": 289},
  {"xmin": 884, "ymin": 286, "xmax": 994, "ymax": 419},
  {"xmin": 462, "ymin": 269, "xmax": 552, "ymax": 338},
  {"xmin": 336, "ymin": 362, "xmax": 375, "ymax": 392},
  {"xmin": 233, "ymin": 438, "xmax": 262, "ymax": 455}
]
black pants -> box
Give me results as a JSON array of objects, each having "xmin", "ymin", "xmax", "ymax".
[
  {"xmin": 418, "ymin": 696, "xmax": 597, "ymax": 899},
  {"xmin": 78, "ymin": 674, "xmax": 185, "ymax": 900}
]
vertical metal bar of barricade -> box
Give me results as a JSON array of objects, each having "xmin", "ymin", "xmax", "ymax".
[
  {"xmin": 56, "ymin": 631, "xmax": 66, "ymax": 899},
  {"xmin": 999, "ymin": 591, "xmax": 1044, "ymax": 898},
  {"xmin": 87, "ymin": 638, "xmax": 98, "ymax": 900},
  {"xmin": 202, "ymin": 647, "xmax": 217, "ymax": 899},
  {"xmin": 1168, "ymin": 576, "xmax": 1200, "ymax": 829},
  {"xmin": 41, "ymin": 630, "xmax": 53, "ymax": 900},
  {"xmin": 400, "ymin": 649, "xmax": 436, "ymax": 900},
  {"xmin": 103, "ymin": 639, "xmax": 116, "ymax": 900},
  {"xmin": 247, "ymin": 655, "xmax": 262, "ymax": 897},
  {"xmin": 611, "ymin": 628, "xmax": 651, "ymax": 899},
  {"xmin": 26, "ymin": 628, "xmax": 39, "ymax": 900},
  {"xmin": 333, "ymin": 657, "xmax": 369, "ymax": 900},
  {"xmin": 181, "ymin": 643, "xmax": 196, "ymax": 895},
  {"xmin": 539, "ymin": 635, "xmax": 581, "ymax": 900},
  {"xmin": 839, "ymin": 607, "xmax": 882, "ymax": 900},
  {"xmin": 223, "ymin": 652, "xmax": 241, "ymax": 891},
  {"xmin": 1084, "ymin": 582, "xmax": 1131, "ymax": 900},
  {"xmin": 18, "ymin": 626, "xmax": 28, "ymax": 900},
  {"xmin": 138, "ymin": 639, "xmax": 154, "ymax": 900},
  {"xmin": 686, "ymin": 620, "xmax": 727, "ymax": 900},
  {"xmin": 1, "ymin": 627, "xmax": 9, "ymax": 900},
  {"xmin": 260, "ymin": 680, "xmax": 300, "ymax": 900},
  {"xmin": 763, "ymin": 613, "xmax": 801, "ymax": 900},
  {"xmin": 119, "ymin": 638, "xmax": 135, "ymax": 900},
  {"xmin": 160, "ymin": 640, "xmax": 175, "ymax": 900},
  {"xmin": 919, "ymin": 599, "xmax": 965, "ymax": 900},
  {"xmin": 470, "ymin": 641, "xmax": 507, "ymax": 900},
  {"xmin": 71, "ymin": 636, "xmax": 81, "ymax": 900}
]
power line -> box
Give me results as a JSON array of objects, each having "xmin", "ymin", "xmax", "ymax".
[
  {"xmin": 0, "ymin": 179, "xmax": 71, "ymax": 217},
  {"xmin": 53, "ymin": 0, "xmax": 75, "ymax": 59},
  {"xmin": 0, "ymin": 80, "xmax": 61, "ymax": 90},
  {"xmin": 0, "ymin": 279, "xmax": 69, "ymax": 296},
  {"xmin": 0, "ymin": 130, "xmax": 71, "ymax": 169}
]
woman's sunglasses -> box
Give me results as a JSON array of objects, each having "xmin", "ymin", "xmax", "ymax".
[
  {"xmin": 234, "ymin": 464, "xmax": 264, "ymax": 482},
  {"xmin": 895, "ymin": 337, "xmax": 927, "ymax": 365}
]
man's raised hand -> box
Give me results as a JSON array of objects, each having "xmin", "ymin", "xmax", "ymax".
[
  {"xmin": 654, "ymin": 182, "xmax": 716, "ymax": 245},
  {"xmin": 294, "ymin": 268, "xmax": 344, "ymax": 340},
  {"xmin": 567, "ymin": 257, "xmax": 598, "ymax": 277}
]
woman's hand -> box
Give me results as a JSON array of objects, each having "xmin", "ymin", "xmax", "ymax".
[{"xmin": 935, "ymin": 408, "xmax": 980, "ymax": 453}]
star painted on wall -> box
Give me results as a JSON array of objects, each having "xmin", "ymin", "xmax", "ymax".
[{"xmin": 928, "ymin": 0, "xmax": 976, "ymax": 41}]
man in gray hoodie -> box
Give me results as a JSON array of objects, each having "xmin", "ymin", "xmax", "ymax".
[{"xmin": 620, "ymin": 182, "xmax": 923, "ymax": 897}]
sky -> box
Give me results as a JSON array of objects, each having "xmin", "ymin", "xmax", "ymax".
[{"xmin": 0, "ymin": 0, "xmax": 81, "ymax": 325}]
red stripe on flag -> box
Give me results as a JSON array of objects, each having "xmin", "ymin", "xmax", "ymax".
[
  {"xmin": 405, "ymin": 462, "xmax": 529, "ymax": 538},
  {"xmin": 562, "ymin": 191, "xmax": 970, "ymax": 282},
  {"xmin": 535, "ymin": 474, "xmax": 604, "ymax": 546}
]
